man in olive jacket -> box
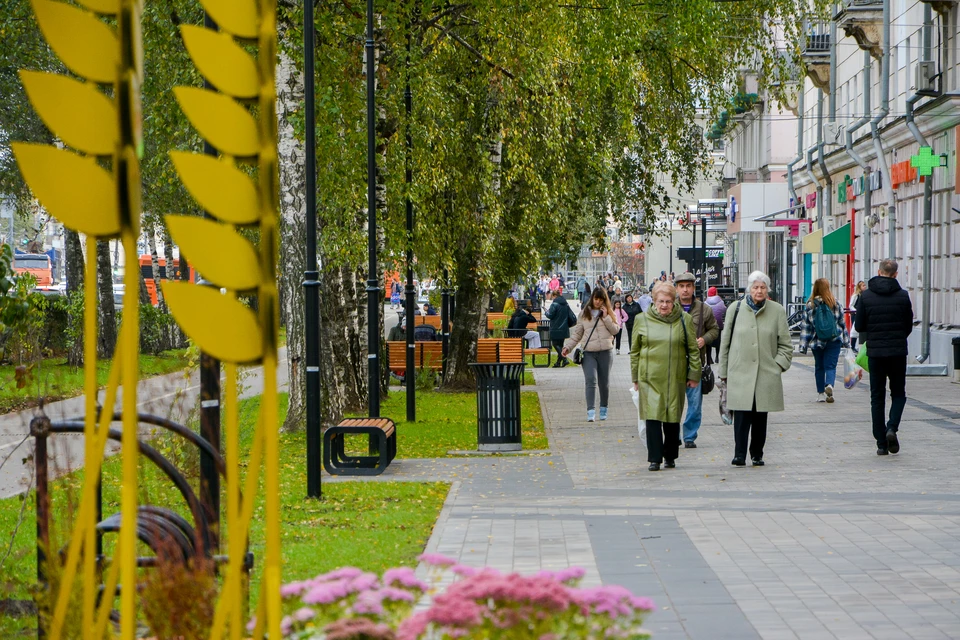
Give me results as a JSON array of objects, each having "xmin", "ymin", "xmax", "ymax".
[
  {"xmin": 545, "ymin": 290, "xmax": 574, "ymax": 367},
  {"xmin": 675, "ymin": 273, "xmax": 719, "ymax": 448}
]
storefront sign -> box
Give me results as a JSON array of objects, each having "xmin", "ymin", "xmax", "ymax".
[
  {"xmin": 891, "ymin": 159, "xmax": 917, "ymax": 189},
  {"xmin": 838, "ymin": 172, "xmax": 880, "ymax": 203},
  {"xmin": 805, "ymin": 192, "xmax": 817, "ymax": 209}
]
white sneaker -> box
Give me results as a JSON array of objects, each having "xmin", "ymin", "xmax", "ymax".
[
  {"xmin": 825, "ymin": 385, "xmax": 835, "ymax": 403},
  {"xmin": 817, "ymin": 393, "xmax": 826, "ymax": 403},
  {"xmin": 587, "ymin": 409, "xmax": 596, "ymax": 422}
]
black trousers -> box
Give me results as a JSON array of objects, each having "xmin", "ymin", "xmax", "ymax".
[
  {"xmin": 551, "ymin": 338, "xmax": 566, "ymax": 362},
  {"xmin": 646, "ymin": 420, "xmax": 680, "ymax": 463},
  {"xmin": 614, "ymin": 328, "xmax": 623, "ymax": 351},
  {"xmin": 733, "ymin": 400, "xmax": 768, "ymax": 460},
  {"xmin": 868, "ymin": 355, "xmax": 907, "ymax": 449},
  {"xmin": 625, "ymin": 322, "xmax": 634, "ymax": 349}
]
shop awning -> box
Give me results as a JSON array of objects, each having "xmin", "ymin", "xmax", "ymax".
[
  {"xmin": 822, "ymin": 223, "xmax": 852, "ymax": 255},
  {"xmin": 801, "ymin": 228, "xmax": 823, "ymax": 254}
]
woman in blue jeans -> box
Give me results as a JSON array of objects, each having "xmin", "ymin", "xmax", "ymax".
[{"xmin": 799, "ymin": 278, "xmax": 850, "ymax": 403}]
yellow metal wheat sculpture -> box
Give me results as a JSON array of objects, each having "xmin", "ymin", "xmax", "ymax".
[
  {"xmin": 163, "ymin": 1, "xmax": 283, "ymax": 639},
  {"xmin": 13, "ymin": 0, "xmax": 281, "ymax": 638},
  {"xmin": 13, "ymin": 0, "xmax": 143, "ymax": 638}
]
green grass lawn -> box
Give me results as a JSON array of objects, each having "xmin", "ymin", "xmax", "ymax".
[
  {"xmin": 0, "ymin": 350, "xmax": 191, "ymax": 415},
  {"xmin": 0, "ymin": 392, "xmax": 448, "ymax": 637},
  {"xmin": 353, "ymin": 389, "xmax": 548, "ymax": 457}
]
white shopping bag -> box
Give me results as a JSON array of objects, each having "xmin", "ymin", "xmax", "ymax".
[{"xmin": 629, "ymin": 385, "xmax": 646, "ymax": 447}]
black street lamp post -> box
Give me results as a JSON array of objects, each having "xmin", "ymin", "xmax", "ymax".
[
  {"xmin": 303, "ymin": 0, "xmax": 322, "ymax": 498},
  {"xmin": 404, "ymin": 12, "xmax": 415, "ymax": 422},
  {"xmin": 365, "ymin": 0, "xmax": 381, "ymax": 417}
]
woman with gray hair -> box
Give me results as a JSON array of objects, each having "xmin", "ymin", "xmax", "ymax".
[{"xmin": 718, "ymin": 271, "xmax": 793, "ymax": 467}]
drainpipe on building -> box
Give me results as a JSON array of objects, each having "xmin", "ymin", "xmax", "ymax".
[
  {"xmin": 844, "ymin": 50, "xmax": 872, "ymax": 294},
  {"xmin": 904, "ymin": 3, "xmax": 934, "ymax": 364},
  {"xmin": 787, "ymin": 88, "xmax": 805, "ymax": 299},
  {"xmin": 870, "ymin": 0, "xmax": 895, "ymax": 263},
  {"xmin": 816, "ymin": 90, "xmax": 830, "ymax": 278}
]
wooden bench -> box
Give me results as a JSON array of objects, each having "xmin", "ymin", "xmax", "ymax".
[
  {"xmin": 476, "ymin": 338, "xmax": 525, "ymax": 363},
  {"xmin": 323, "ymin": 418, "xmax": 396, "ymax": 476},
  {"xmin": 387, "ymin": 341, "xmax": 443, "ymax": 375},
  {"xmin": 486, "ymin": 312, "xmax": 509, "ymax": 333},
  {"xmin": 412, "ymin": 315, "xmax": 445, "ymax": 329}
]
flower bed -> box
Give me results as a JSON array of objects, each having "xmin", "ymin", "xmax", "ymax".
[{"xmin": 266, "ymin": 554, "xmax": 654, "ymax": 639}]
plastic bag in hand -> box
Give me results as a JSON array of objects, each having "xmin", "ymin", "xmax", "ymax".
[
  {"xmin": 718, "ymin": 378, "xmax": 733, "ymax": 425},
  {"xmin": 842, "ymin": 348, "xmax": 863, "ymax": 389},
  {"xmin": 629, "ymin": 385, "xmax": 646, "ymax": 447}
]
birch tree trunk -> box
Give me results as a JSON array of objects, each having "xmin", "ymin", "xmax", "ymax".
[
  {"xmin": 276, "ymin": 42, "xmax": 308, "ymax": 432},
  {"xmin": 64, "ymin": 229, "xmax": 84, "ymax": 366},
  {"xmin": 96, "ymin": 240, "xmax": 117, "ymax": 359},
  {"xmin": 444, "ymin": 89, "xmax": 501, "ymax": 389}
]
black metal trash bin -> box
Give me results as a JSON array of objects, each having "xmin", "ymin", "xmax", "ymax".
[{"xmin": 470, "ymin": 362, "xmax": 524, "ymax": 451}]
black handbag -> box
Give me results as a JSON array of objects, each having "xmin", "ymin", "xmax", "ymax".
[
  {"xmin": 698, "ymin": 305, "xmax": 715, "ymax": 395},
  {"xmin": 572, "ymin": 316, "xmax": 601, "ymax": 365}
]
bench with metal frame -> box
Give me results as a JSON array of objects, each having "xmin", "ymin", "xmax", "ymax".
[{"xmin": 323, "ymin": 417, "xmax": 397, "ymax": 476}]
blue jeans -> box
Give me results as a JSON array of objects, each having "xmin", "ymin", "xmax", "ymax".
[
  {"xmin": 682, "ymin": 381, "xmax": 703, "ymax": 443},
  {"xmin": 812, "ymin": 339, "xmax": 842, "ymax": 393}
]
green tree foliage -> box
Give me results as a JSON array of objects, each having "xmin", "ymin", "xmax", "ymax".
[{"xmin": 276, "ymin": 0, "xmax": 825, "ymax": 387}]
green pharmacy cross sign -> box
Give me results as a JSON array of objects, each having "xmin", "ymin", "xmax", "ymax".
[{"xmin": 910, "ymin": 146, "xmax": 939, "ymax": 177}]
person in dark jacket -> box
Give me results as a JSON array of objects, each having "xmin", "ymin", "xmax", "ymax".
[
  {"xmin": 507, "ymin": 305, "xmax": 542, "ymax": 348},
  {"xmin": 622, "ymin": 294, "xmax": 643, "ymax": 350},
  {"xmin": 545, "ymin": 290, "xmax": 574, "ymax": 367},
  {"xmin": 854, "ymin": 259, "xmax": 914, "ymax": 456}
]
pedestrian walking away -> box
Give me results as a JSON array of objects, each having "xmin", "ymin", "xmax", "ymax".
[
  {"xmin": 675, "ymin": 272, "xmax": 719, "ymax": 448},
  {"xmin": 613, "ymin": 300, "xmax": 629, "ymax": 354},
  {"xmin": 854, "ymin": 259, "xmax": 913, "ymax": 456},
  {"xmin": 622, "ymin": 294, "xmax": 642, "ymax": 350},
  {"xmin": 705, "ymin": 286, "xmax": 726, "ymax": 364},
  {"xmin": 848, "ymin": 280, "xmax": 866, "ymax": 350},
  {"xmin": 562, "ymin": 287, "xmax": 620, "ymax": 422},
  {"xmin": 799, "ymin": 278, "xmax": 850, "ymax": 404},
  {"xmin": 638, "ymin": 285, "xmax": 654, "ymax": 313},
  {"xmin": 630, "ymin": 282, "xmax": 701, "ymax": 471},
  {"xmin": 718, "ymin": 271, "xmax": 793, "ymax": 467},
  {"xmin": 390, "ymin": 280, "xmax": 402, "ymax": 309},
  {"xmin": 545, "ymin": 289, "xmax": 575, "ymax": 368}
]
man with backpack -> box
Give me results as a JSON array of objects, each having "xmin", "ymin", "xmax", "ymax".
[
  {"xmin": 545, "ymin": 289, "xmax": 575, "ymax": 367},
  {"xmin": 799, "ymin": 278, "xmax": 850, "ymax": 404},
  {"xmin": 854, "ymin": 259, "xmax": 913, "ymax": 456}
]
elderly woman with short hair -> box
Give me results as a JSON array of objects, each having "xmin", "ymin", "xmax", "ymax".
[
  {"xmin": 718, "ymin": 271, "xmax": 793, "ymax": 467},
  {"xmin": 631, "ymin": 282, "xmax": 701, "ymax": 471}
]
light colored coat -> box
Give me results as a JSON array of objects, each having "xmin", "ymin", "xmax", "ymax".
[
  {"xmin": 630, "ymin": 305, "xmax": 701, "ymax": 423},
  {"xmin": 718, "ymin": 299, "xmax": 793, "ymax": 412},
  {"xmin": 564, "ymin": 311, "xmax": 620, "ymax": 352}
]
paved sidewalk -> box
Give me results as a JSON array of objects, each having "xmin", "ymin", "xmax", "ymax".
[{"xmin": 375, "ymin": 349, "xmax": 960, "ymax": 639}]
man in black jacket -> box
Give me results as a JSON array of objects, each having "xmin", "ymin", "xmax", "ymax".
[{"xmin": 854, "ymin": 259, "xmax": 913, "ymax": 455}]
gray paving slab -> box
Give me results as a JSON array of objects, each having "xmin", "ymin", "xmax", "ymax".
[{"xmin": 402, "ymin": 344, "xmax": 960, "ymax": 639}]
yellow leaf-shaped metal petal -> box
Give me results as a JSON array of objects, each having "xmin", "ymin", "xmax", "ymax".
[
  {"xmin": 174, "ymin": 88, "xmax": 259, "ymax": 157},
  {"xmin": 180, "ymin": 26, "xmax": 259, "ymax": 99},
  {"xmin": 163, "ymin": 282, "xmax": 263, "ymax": 364},
  {"xmin": 170, "ymin": 152, "xmax": 259, "ymax": 224},
  {"xmin": 165, "ymin": 216, "xmax": 261, "ymax": 291},
  {"xmin": 197, "ymin": 0, "xmax": 258, "ymax": 39},
  {"xmin": 32, "ymin": 0, "xmax": 118, "ymax": 84},
  {"xmin": 11, "ymin": 143, "xmax": 120, "ymax": 237},
  {"xmin": 74, "ymin": 0, "xmax": 117, "ymax": 14},
  {"xmin": 20, "ymin": 71, "xmax": 117, "ymax": 156}
]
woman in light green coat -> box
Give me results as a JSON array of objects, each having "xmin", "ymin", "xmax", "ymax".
[
  {"xmin": 631, "ymin": 283, "xmax": 701, "ymax": 471},
  {"xmin": 718, "ymin": 271, "xmax": 793, "ymax": 467}
]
